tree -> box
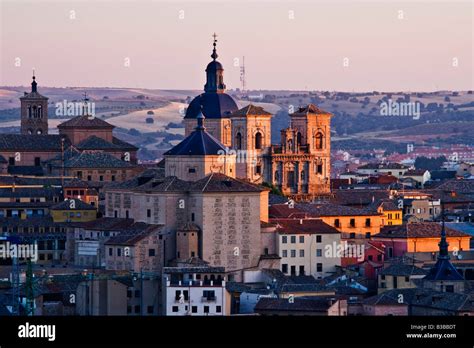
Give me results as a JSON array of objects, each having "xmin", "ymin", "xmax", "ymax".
[{"xmin": 414, "ymin": 156, "xmax": 447, "ymax": 171}]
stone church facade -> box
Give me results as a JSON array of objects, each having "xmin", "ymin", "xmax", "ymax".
[{"xmin": 184, "ymin": 38, "xmax": 331, "ymax": 201}]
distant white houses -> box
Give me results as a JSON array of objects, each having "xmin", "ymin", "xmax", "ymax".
[{"xmin": 356, "ymin": 163, "xmax": 410, "ymax": 178}]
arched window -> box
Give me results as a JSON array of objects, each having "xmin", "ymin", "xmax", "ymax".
[
  {"xmin": 255, "ymin": 132, "xmax": 262, "ymax": 150},
  {"xmin": 301, "ymin": 170, "xmax": 305, "ymax": 181},
  {"xmin": 315, "ymin": 132, "xmax": 324, "ymax": 149},
  {"xmin": 296, "ymin": 132, "xmax": 302, "ymax": 147},
  {"xmin": 38, "ymin": 106, "xmax": 42, "ymax": 118},
  {"xmin": 287, "ymin": 139, "xmax": 293, "ymax": 150},
  {"xmin": 235, "ymin": 132, "xmax": 242, "ymax": 150},
  {"xmin": 275, "ymin": 171, "xmax": 279, "ymax": 182},
  {"xmin": 28, "ymin": 106, "xmax": 32, "ymax": 118},
  {"xmin": 36, "ymin": 129, "xmax": 42, "ymax": 135},
  {"xmin": 27, "ymin": 129, "xmax": 33, "ymax": 135},
  {"xmin": 32, "ymin": 105, "xmax": 37, "ymax": 118}
]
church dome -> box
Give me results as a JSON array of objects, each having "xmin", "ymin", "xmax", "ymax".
[
  {"xmin": 184, "ymin": 92, "xmax": 238, "ymax": 119},
  {"xmin": 206, "ymin": 60, "xmax": 223, "ymax": 71},
  {"xmin": 184, "ymin": 33, "xmax": 238, "ymax": 119}
]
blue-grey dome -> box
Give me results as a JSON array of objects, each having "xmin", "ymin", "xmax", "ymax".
[{"xmin": 184, "ymin": 92, "xmax": 238, "ymax": 119}]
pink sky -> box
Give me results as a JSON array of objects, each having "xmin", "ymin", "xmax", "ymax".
[{"xmin": 0, "ymin": 0, "xmax": 472, "ymax": 91}]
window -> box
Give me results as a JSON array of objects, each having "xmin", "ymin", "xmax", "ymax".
[
  {"xmin": 147, "ymin": 209, "xmax": 151, "ymax": 218},
  {"xmin": 365, "ymin": 218, "xmax": 371, "ymax": 227},
  {"xmin": 350, "ymin": 233, "xmax": 356, "ymax": 239},
  {"xmin": 381, "ymin": 275, "xmax": 385, "ymax": 280},
  {"xmin": 216, "ymin": 305, "xmax": 222, "ymax": 313},
  {"xmin": 299, "ymin": 250, "xmax": 304, "ymax": 257},
  {"xmin": 99, "ymin": 175, "xmax": 104, "ymax": 182},
  {"xmin": 282, "ymin": 236, "xmax": 288, "ymax": 244},
  {"xmin": 299, "ymin": 236, "xmax": 304, "ymax": 243},
  {"xmin": 127, "ymin": 306, "xmax": 132, "ymax": 314},
  {"xmin": 77, "ymin": 171, "xmax": 83, "ymax": 179},
  {"xmin": 255, "ymin": 165, "xmax": 262, "ymax": 175},
  {"xmin": 282, "ymin": 250, "xmax": 287, "ymax": 258},
  {"xmin": 147, "ymin": 306, "xmax": 154, "ymax": 314},
  {"xmin": 290, "ymin": 236, "xmax": 296, "ymax": 244},
  {"xmin": 316, "ymin": 163, "xmax": 323, "ymax": 174},
  {"xmin": 334, "ymin": 219, "xmax": 340, "ymax": 228},
  {"xmin": 290, "ymin": 250, "xmax": 296, "ymax": 258},
  {"xmin": 134, "ymin": 290, "xmax": 141, "ymax": 298},
  {"xmin": 203, "ymin": 290, "xmax": 215, "ymax": 300},
  {"xmin": 203, "ymin": 306, "xmax": 210, "ymax": 314},
  {"xmin": 317, "ymin": 263, "xmax": 323, "ymax": 272},
  {"xmin": 114, "ymin": 210, "xmax": 118, "ymax": 218},
  {"xmin": 192, "ymin": 306, "xmax": 198, "ymax": 313},
  {"xmin": 235, "ymin": 132, "xmax": 242, "ymax": 150},
  {"xmin": 125, "ymin": 210, "xmax": 129, "ymax": 219},
  {"xmin": 135, "ymin": 305, "xmax": 140, "ymax": 314},
  {"xmin": 350, "ymin": 219, "xmax": 356, "ymax": 227},
  {"xmin": 405, "ymin": 276, "xmax": 410, "ymax": 282},
  {"xmin": 365, "ymin": 232, "xmax": 371, "ymax": 239},
  {"xmin": 117, "ymin": 248, "xmax": 121, "ymax": 257},
  {"xmin": 183, "ymin": 290, "xmax": 189, "ymax": 301},
  {"xmin": 172, "ymin": 306, "xmax": 179, "ymax": 313},
  {"xmin": 188, "ymin": 168, "xmax": 196, "ymax": 173},
  {"xmin": 127, "ymin": 290, "xmax": 132, "ymax": 298},
  {"xmin": 316, "ymin": 249, "xmax": 322, "ymax": 257},
  {"xmin": 299, "ymin": 265, "xmax": 305, "ymax": 275},
  {"xmin": 109, "ymin": 248, "xmax": 113, "ymax": 256},
  {"xmin": 34, "ymin": 157, "xmax": 41, "ymax": 166},
  {"xmin": 87, "ymin": 175, "xmax": 92, "ymax": 181},
  {"xmin": 290, "ymin": 265, "xmax": 296, "ymax": 276},
  {"xmin": 111, "ymin": 175, "xmax": 116, "ymax": 182},
  {"xmin": 377, "ymin": 254, "xmax": 382, "ymax": 261},
  {"xmin": 255, "ymin": 132, "xmax": 262, "ymax": 149},
  {"xmin": 316, "ymin": 235, "xmax": 322, "ymax": 243},
  {"xmin": 282, "ymin": 264, "xmax": 288, "ymax": 274},
  {"xmin": 315, "ymin": 132, "xmax": 323, "ymax": 149},
  {"xmin": 368, "ymin": 255, "xmax": 373, "ymax": 261},
  {"xmin": 149, "ymin": 249, "xmax": 155, "ymax": 257},
  {"xmin": 445, "ymin": 285, "xmax": 454, "ymax": 293},
  {"xmin": 8, "ymin": 157, "xmax": 15, "ymax": 165}
]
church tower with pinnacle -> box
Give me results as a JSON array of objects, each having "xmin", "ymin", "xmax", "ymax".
[{"xmin": 20, "ymin": 72, "xmax": 49, "ymax": 135}]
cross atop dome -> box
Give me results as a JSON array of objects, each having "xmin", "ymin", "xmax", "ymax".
[{"xmin": 211, "ymin": 32, "xmax": 218, "ymax": 61}]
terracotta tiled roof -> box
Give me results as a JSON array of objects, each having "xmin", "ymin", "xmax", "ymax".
[
  {"xmin": 275, "ymin": 219, "xmax": 339, "ymax": 234},
  {"xmin": 51, "ymin": 198, "xmax": 96, "ymax": 211},
  {"xmin": 296, "ymin": 202, "xmax": 381, "ymax": 217},
  {"xmin": 104, "ymin": 224, "xmax": 161, "ymax": 246},
  {"xmin": 255, "ymin": 297, "xmax": 333, "ymax": 312},
  {"xmin": 76, "ymin": 135, "xmax": 137, "ymax": 151},
  {"xmin": 380, "ymin": 263, "xmax": 427, "ymax": 276},
  {"xmin": 290, "ymin": 103, "xmax": 331, "ymax": 116},
  {"xmin": 375, "ymin": 222, "xmax": 470, "ymax": 239},
  {"xmin": 58, "ymin": 115, "xmax": 114, "ymax": 129},
  {"xmin": 358, "ymin": 162, "xmax": 409, "ymax": 170},
  {"xmin": 64, "ymin": 152, "xmax": 133, "ymax": 169},
  {"xmin": 0, "ymin": 134, "xmax": 70, "ymax": 151},
  {"xmin": 231, "ymin": 104, "xmax": 272, "ymax": 117}
]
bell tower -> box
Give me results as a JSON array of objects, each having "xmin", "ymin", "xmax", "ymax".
[{"xmin": 20, "ymin": 72, "xmax": 49, "ymax": 135}]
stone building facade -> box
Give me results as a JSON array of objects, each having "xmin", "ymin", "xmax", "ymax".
[{"xmin": 183, "ymin": 38, "xmax": 332, "ymax": 201}]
